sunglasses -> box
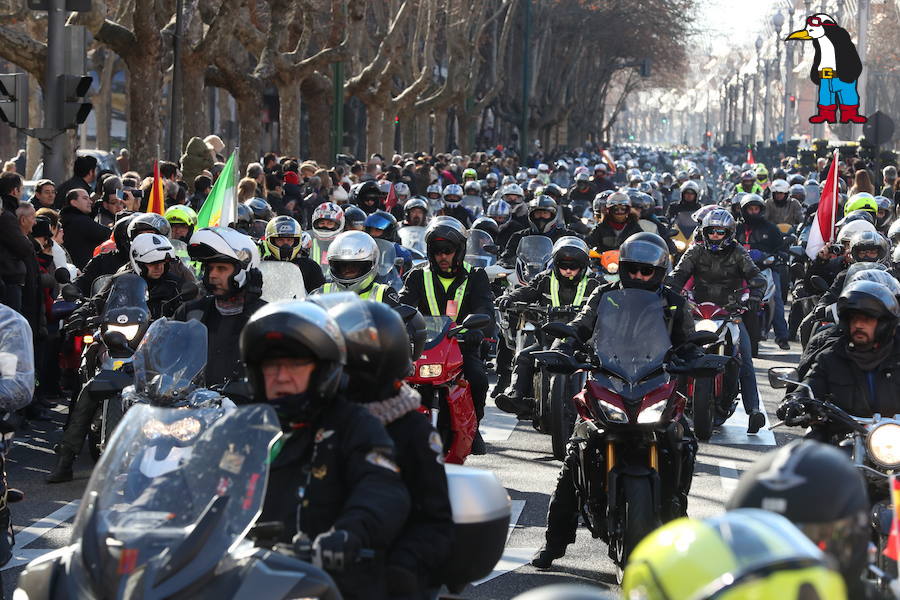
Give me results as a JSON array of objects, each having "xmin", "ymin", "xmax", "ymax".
[
  {"xmin": 707, "ymin": 228, "xmax": 728, "ymax": 236},
  {"xmin": 557, "ymin": 263, "xmax": 580, "ymax": 271},
  {"xmin": 433, "ymin": 245, "xmax": 456, "ymax": 256},
  {"xmin": 806, "ymin": 16, "xmax": 832, "ymax": 26},
  {"xmin": 625, "ymin": 264, "xmax": 655, "ymax": 276}
]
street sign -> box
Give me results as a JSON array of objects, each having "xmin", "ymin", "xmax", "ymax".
[
  {"xmin": 863, "ymin": 111, "xmax": 894, "ymax": 147},
  {"xmin": 27, "ymin": 0, "xmax": 92, "ymax": 9}
]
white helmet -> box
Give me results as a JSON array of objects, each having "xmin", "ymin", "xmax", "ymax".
[
  {"xmin": 394, "ymin": 181, "xmax": 410, "ymax": 200},
  {"xmin": 464, "ymin": 181, "xmax": 481, "ymax": 195},
  {"xmin": 442, "ymin": 184, "xmax": 463, "ymax": 205},
  {"xmin": 837, "ymin": 219, "xmax": 877, "ymax": 246},
  {"xmin": 312, "ymin": 202, "xmax": 345, "ymax": 241},
  {"xmin": 770, "ymin": 179, "xmax": 790, "ymax": 194},
  {"xmin": 325, "ymin": 231, "xmax": 380, "ymax": 294},
  {"xmin": 500, "ymin": 183, "xmax": 524, "ymax": 202},
  {"xmin": 426, "ymin": 183, "xmax": 443, "ymax": 198},
  {"xmin": 331, "ymin": 185, "xmax": 350, "ymax": 205},
  {"xmin": 188, "ymin": 226, "xmax": 260, "ymax": 292},
  {"xmin": 130, "ymin": 232, "xmax": 174, "ymax": 277}
]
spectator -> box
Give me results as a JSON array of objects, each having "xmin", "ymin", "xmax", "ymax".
[
  {"xmin": 159, "ymin": 161, "xmax": 179, "ymax": 182},
  {"xmin": 35, "ymin": 208, "xmax": 69, "ymax": 268},
  {"xmin": 12, "ymin": 149, "xmax": 25, "ymax": 175},
  {"xmin": 16, "ymin": 201, "xmax": 35, "ymax": 236},
  {"xmin": 55, "ymin": 155, "xmax": 98, "ymax": 208},
  {"xmin": 238, "ymin": 177, "xmax": 258, "ymax": 203},
  {"xmin": 59, "ymin": 188, "xmax": 110, "ymax": 269},
  {"xmin": 263, "ymin": 152, "xmax": 278, "ymax": 174},
  {"xmin": 265, "ymin": 174, "xmax": 285, "ymax": 214},
  {"xmin": 848, "ymin": 169, "xmax": 875, "ymax": 196},
  {"xmin": 30, "ymin": 179, "xmax": 56, "ymax": 211},
  {"xmin": 246, "ymin": 162, "xmax": 265, "ymax": 197},
  {"xmin": 0, "ymin": 173, "xmax": 34, "ymax": 313},
  {"xmin": 191, "ymin": 175, "xmax": 212, "ymax": 210},
  {"xmin": 96, "ymin": 176, "xmax": 124, "ymax": 227},
  {"xmin": 882, "ymin": 166, "xmax": 897, "ymax": 197},
  {"xmin": 116, "ymin": 148, "xmax": 130, "ymax": 174}
]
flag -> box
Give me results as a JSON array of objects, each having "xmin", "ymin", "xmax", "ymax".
[
  {"xmin": 805, "ymin": 149, "xmax": 840, "ymax": 260},
  {"xmin": 746, "ymin": 149, "xmax": 755, "ymax": 165},
  {"xmin": 146, "ymin": 160, "xmax": 166, "ymax": 215},
  {"xmin": 383, "ymin": 181, "xmax": 398, "ymax": 212},
  {"xmin": 883, "ymin": 474, "xmax": 900, "ymax": 560},
  {"xmin": 602, "ymin": 149, "xmax": 616, "ymax": 173},
  {"xmin": 196, "ymin": 150, "xmax": 238, "ymax": 229}
]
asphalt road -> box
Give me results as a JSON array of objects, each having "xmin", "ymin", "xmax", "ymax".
[{"xmin": 0, "ymin": 338, "xmax": 801, "ymax": 599}]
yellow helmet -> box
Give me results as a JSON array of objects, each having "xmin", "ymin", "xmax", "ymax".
[
  {"xmin": 623, "ymin": 509, "xmax": 846, "ymax": 600},
  {"xmin": 844, "ymin": 192, "xmax": 878, "ymax": 217},
  {"xmin": 264, "ymin": 215, "xmax": 303, "ymax": 261}
]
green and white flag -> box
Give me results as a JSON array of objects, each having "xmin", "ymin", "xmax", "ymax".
[{"xmin": 196, "ymin": 149, "xmax": 238, "ymax": 228}]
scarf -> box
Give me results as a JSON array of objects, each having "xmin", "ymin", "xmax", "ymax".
[
  {"xmin": 365, "ymin": 383, "xmax": 421, "ymax": 426},
  {"xmin": 847, "ymin": 338, "xmax": 894, "ymax": 372},
  {"xmin": 215, "ymin": 294, "xmax": 245, "ymax": 316}
]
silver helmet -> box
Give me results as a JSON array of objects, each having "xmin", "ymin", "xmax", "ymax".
[{"xmin": 325, "ymin": 231, "xmax": 380, "ymax": 293}]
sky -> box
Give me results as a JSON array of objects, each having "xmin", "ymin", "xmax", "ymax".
[{"xmin": 696, "ymin": 0, "xmax": 785, "ymax": 56}]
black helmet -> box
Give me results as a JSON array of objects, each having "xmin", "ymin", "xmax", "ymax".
[
  {"xmin": 618, "ymin": 232, "xmax": 670, "ymax": 291},
  {"xmin": 363, "ymin": 209, "xmax": 399, "ymax": 242},
  {"xmin": 836, "ymin": 209, "xmax": 875, "ymax": 228},
  {"xmin": 592, "ymin": 190, "xmax": 613, "ymax": 215},
  {"xmin": 113, "ymin": 212, "xmax": 137, "ymax": 254},
  {"xmin": 739, "ymin": 193, "xmax": 766, "ymax": 222},
  {"xmin": 848, "ymin": 230, "xmax": 889, "ymax": 264},
  {"xmin": 232, "ymin": 203, "xmax": 253, "ymax": 234},
  {"xmin": 542, "ymin": 183, "xmax": 565, "ymax": 202},
  {"xmin": 837, "ymin": 279, "xmax": 900, "ymax": 345},
  {"xmin": 244, "ymin": 197, "xmax": 274, "ymax": 221},
  {"xmin": 727, "ymin": 440, "xmax": 869, "ymax": 593},
  {"xmin": 343, "ymin": 205, "xmax": 367, "ymax": 230},
  {"xmin": 425, "ymin": 216, "xmax": 467, "ymax": 274},
  {"xmin": 551, "ymin": 236, "xmax": 589, "ymax": 281},
  {"xmin": 127, "ymin": 212, "xmax": 171, "ymax": 240},
  {"xmin": 354, "ymin": 180, "xmax": 384, "ymax": 214},
  {"xmin": 628, "ymin": 191, "xmax": 655, "ymax": 218},
  {"xmin": 240, "ymin": 301, "xmax": 346, "ymax": 426},
  {"xmin": 528, "ymin": 195, "xmax": 558, "ymax": 233},
  {"xmin": 472, "ymin": 216, "xmax": 500, "ymax": 239}
]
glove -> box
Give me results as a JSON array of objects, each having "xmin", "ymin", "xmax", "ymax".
[
  {"xmin": 776, "ymin": 399, "xmax": 806, "ymax": 426},
  {"xmin": 63, "ymin": 316, "xmax": 85, "ymax": 335},
  {"xmin": 461, "ymin": 329, "xmax": 484, "ymax": 346},
  {"xmin": 747, "ymin": 297, "xmax": 761, "ymax": 314},
  {"xmin": 312, "ymin": 529, "xmax": 361, "ymax": 573}
]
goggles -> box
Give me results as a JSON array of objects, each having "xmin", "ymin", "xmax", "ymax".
[{"xmin": 625, "ymin": 264, "xmax": 655, "ymax": 276}]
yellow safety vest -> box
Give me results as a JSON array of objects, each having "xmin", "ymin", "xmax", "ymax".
[
  {"xmin": 423, "ymin": 264, "xmax": 470, "ymax": 321},
  {"xmin": 321, "ymin": 282, "xmax": 387, "ymax": 302},
  {"xmin": 550, "ymin": 273, "xmax": 588, "ymax": 307}
]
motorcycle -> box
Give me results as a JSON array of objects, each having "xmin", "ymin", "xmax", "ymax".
[
  {"xmin": 746, "ymin": 249, "xmax": 777, "ymax": 357},
  {"xmin": 398, "ymin": 225, "xmax": 428, "ymax": 269},
  {"xmin": 259, "ymin": 261, "xmax": 307, "ymax": 302},
  {"xmin": 532, "ymin": 289, "xmax": 704, "ymax": 577},
  {"xmin": 406, "ymin": 313, "xmax": 491, "ymax": 465},
  {"xmin": 514, "ymin": 235, "xmax": 554, "ymax": 287},
  {"xmin": 374, "ymin": 238, "xmax": 405, "ymax": 291}
]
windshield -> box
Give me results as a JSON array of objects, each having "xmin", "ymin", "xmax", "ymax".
[
  {"xmin": 422, "ymin": 315, "xmax": 452, "ymax": 349},
  {"xmin": 675, "ymin": 211, "xmax": 697, "ymax": 236},
  {"xmin": 516, "ymin": 235, "xmax": 553, "ymax": 281},
  {"xmin": 71, "ymin": 404, "xmax": 280, "ymax": 595},
  {"xmin": 804, "ymin": 184, "xmax": 820, "ymax": 206},
  {"xmin": 466, "ymin": 230, "xmax": 496, "ymax": 268},
  {"xmin": 399, "ymin": 226, "xmax": 427, "ymax": 254},
  {"xmin": 592, "ymin": 288, "xmax": 672, "ymax": 382},
  {"xmin": 133, "ymin": 319, "xmax": 207, "ymax": 404},
  {"xmin": 376, "ymin": 238, "xmax": 398, "ymax": 277},
  {"xmin": 259, "ymin": 261, "xmax": 307, "ymax": 301},
  {"xmin": 462, "ymin": 196, "xmax": 484, "ymax": 217},
  {"xmin": 102, "ymin": 273, "xmax": 149, "ymax": 324}
]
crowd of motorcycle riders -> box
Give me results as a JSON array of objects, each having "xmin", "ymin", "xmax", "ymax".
[{"xmin": 3, "ymin": 140, "xmax": 900, "ymax": 598}]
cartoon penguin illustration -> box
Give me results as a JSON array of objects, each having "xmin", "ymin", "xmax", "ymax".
[{"xmin": 786, "ymin": 13, "xmax": 867, "ymax": 124}]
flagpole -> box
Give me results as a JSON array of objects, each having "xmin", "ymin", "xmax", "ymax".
[
  {"xmin": 233, "ymin": 146, "xmax": 240, "ymax": 221},
  {"xmin": 828, "ymin": 149, "xmax": 838, "ymax": 244}
]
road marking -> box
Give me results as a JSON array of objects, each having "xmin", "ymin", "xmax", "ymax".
[
  {"xmin": 472, "ymin": 499, "xmax": 539, "ymax": 585},
  {"xmin": 2, "ymin": 500, "xmax": 80, "ymax": 571},
  {"xmin": 481, "ymin": 406, "xmax": 518, "ymax": 442},
  {"xmin": 719, "ymin": 460, "xmax": 741, "ymax": 496},
  {"xmin": 710, "ymin": 403, "xmax": 776, "ymax": 446}
]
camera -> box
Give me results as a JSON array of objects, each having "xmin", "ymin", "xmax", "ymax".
[{"xmin": 125, "ymin": 188, "xmax": 143, "ymax": 199}]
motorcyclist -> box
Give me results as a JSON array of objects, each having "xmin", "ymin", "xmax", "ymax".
[
  {"xmin": 343, "ymin": 204, "xmax": 367, "ymax": 232},
  {"xmin": 437, "ymin": 184, "xmax": 473, "ymax": 227},
  {"xmin": 814, "ymin": 230, "xmax": 891, "ymax": 311},
  {"xmin": 734, "ymin": 170, "xmax": 763, "ymax": 195},
  {"xmin": 315, "ymin": 230, "xmax": 400, "ymax": 305},
  {"xmin": 49, "ymin": 233, "xmax": 186, "ymax": 483},
  {"xmin": 363, "ymin": 209, "xmax": 413, "ymax": 268},
  {"xmin": 73, "ymin": 213, "xmax": 136, "ymax": 296},
  {"xmin": 667, "ymin": 209, "xmax": 768, "ymax": 433},
  {"xmin": 806, "ymin": 219, "xmax": 877, "ymax": 288},
  {"xmin": 584, "ymin": 191, "xmax": 642, "ymax": 252},
  {"xmin": 398, "ymin": 217, "xmax": 494, "ymax": 454},
  {"xmin": 261, "ymin": 215, "xmax": 326, "ymax": 292},
  {"xmin": 494, "ymin": 236, "xmax": 600, "ymax": 418},
  {"xmin": 754, "ymin": 163, "xmax": 770, "ymax": 191},
  {"xmin": 541, "ymin": 183, "xmax": 588, "ymax": 235},
  {"xmin": 500, "ymin": 183, "xmax": 529, "ymax": 229},
  {"xmin": 231, "ymin": 203, "xmax": 253, "ymax": 235},
  {"xmin": 764, "ymin": 179, "xmax": 804, "ymax": 228},
  {"xmin": 164, "ymin": 204, "xmax": 198, "ymax": 243},
  {"xmin": 400, "ymin": 197, "xmax": 429, "ymax": 228},
  {"xmin": 500, "ymin": 196, "xmax": 577, "ymax": 266},
  {"xmin": 666, "ymin": 180, "xmax": 702, "ymax": 220},
  {"xmin": 531, "ymin": 232, "xmax": 697, "ymax": 569},
  {"xmin": 308, "ymin": 201, "xmax": 345, "ymax": 267},
  {"xmin": 734, "ymin": 194, "xmax": 790, "ymax": 350},
  {"xmin": 354, "ymin": 180, "xmax": 385, "ymax": 215},
  {"xmin": 590, "ymin": 163, "xmax": 616, "ymax": 193},
  {"xmin": 874, "ymin": 195, "xmax": 893, "ymax": 233},
  {"xmin": 240, "ymin": 301, "xmax": 411, "ymax": 600},
  {"xmin": 313, "ymin": 297, "xmax": 453, "ymax": 600},
  {"xmin": 389, "ymin": 181, "xmax": 411, "ymax": 221},
  {"xmin": 567, "ymin": 171, "xmax": 596, "ymax": 210},
  {"xmin": 128, "ymin": 212, "xmax": 199, "ymax": 290},
  {"xmin": 629, "ymin": 190, "xmax": 677, "ymax": 254}
]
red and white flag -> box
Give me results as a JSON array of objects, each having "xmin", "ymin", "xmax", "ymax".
[
  {"xmin": 383, "ymin": 181, "xmax": 398, "ymax": 212},
  {"xmin": 805, "ymin": 149, "xmax": 840, "ymax": 260},
  {"xmin": 746, "ymin": 149, "xmax": 755, "ymax": 165}
]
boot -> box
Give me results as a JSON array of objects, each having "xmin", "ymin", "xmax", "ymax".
[
  {"xmin": 808, "ymin": 104, "xmax": 837, "ymax": 124},
  {"xmin": 46, "ymin": 447, "xmax": 76, "ymax": 483},
  {"xmin": 531, "ymin": 544, "xmax": 567, "ymax": 569},
  {"xmin": 494, "ymin": 392, "xmax": 532, "ymax": 419},
  {"xmin": 471, "ymin": 430, "xmax": 486, "ymax": 455},
  {"xmin": 839, "ymin": 105, "xmax": 867, "ymax": 124},
  {"xmin": 747, "ymin": 410, "xmax": 765, "ymax": 434}
]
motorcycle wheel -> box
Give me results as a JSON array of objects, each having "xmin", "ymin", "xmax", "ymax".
[
  {"xmin": 549, "ymin": 374, "xmax": 575, "ymax": 461},
  {"xmin": 616, "ymin": 477, "xmax": 658, "ymax": 581},
  {"xmin": 532, "ymin": 368, "xmax": 550, "ymax": 434},
  {"xmin": 692, "ymin": 376, "xmax": 716, "ymax": 441}
]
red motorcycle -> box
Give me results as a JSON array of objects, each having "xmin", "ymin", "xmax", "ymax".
[{"xmin": 407, "ymin": 313, "xmax": 490, "ymax": 464}]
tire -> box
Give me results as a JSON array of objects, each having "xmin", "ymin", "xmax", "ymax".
[
  {"xmin": 549, "ymin": 375, "xmax": 575, "ymax": 460},
  {"xmin": 533, "ymin": 368, "xmax": 550, "ymax": 433},
  {"xmin": 692, "ymin": 376, "xmax": 716, "ymax": 441},
  {"xmin": 616, "ymin": 477, "xmax": 658, "ymax": 575}
]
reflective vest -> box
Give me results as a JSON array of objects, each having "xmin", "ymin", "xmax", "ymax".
[
  {"xmin": 550, "ymin": 272, "xmax": 588, "ymax": 307},
  {"xmin": 321, "ymin": 282, "xmax": 387, "ymax": 302},
  {"xmin": 423, "ymin": 264, "xmax": 471, "ymax": 321},
  {"xmin": 311, "ymin": 239, "xmax": 329, "ymax": 266}
]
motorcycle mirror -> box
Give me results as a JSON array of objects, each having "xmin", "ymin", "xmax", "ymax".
[
  {"xmin": 394, "ymin": 257, "xmax": 405, "ymax": 269},
  {"xmin": 393, "ymin": 304, "xmax": 418, "ymax": 323},
  {"xmin": 767, "ymin": 366, "xmax": 799, "ymax": 389},
  {"xmin": 788, "ymin": 245, "xmax": 806, "ymax": 258},
  {"xmin": 54, "ymin": 266, "xmax": 71, "ymax": 284},
  {"xmin": 542, "ymin": 321, "xmax": 577, "ymax": 340},
  {"xmin": 687, "ymin": 331, "xmax": 718, "ymax": 346},
  {"xmin": 460, "ymin": 313, "xmax": 491, "ymax": 331},
  {"xmin": 809, "ymin": 275, "xmax": 829, "ymax": 294},
  {"xmin": 61, "ymin": 283, "xmax": 84, "ymax": 302}
]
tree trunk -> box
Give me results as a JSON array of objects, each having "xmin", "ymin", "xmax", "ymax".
[
  {"xmin": 126, "ymin": 58, "xmax": 163, "ymax": 173},
  {"xmin": 414, "ymin": 110, "xmax": 428, "ymax": 151},
  {"xmin": 457, "ymin": 110, "xmax": 474, "ymax": 154},
  {"xmin": 433, "ymin": 108, "xmax": 447, "ymax": 154},
  {"xmin": 235, "ymin": 89, "xmax": 262, "ymax": 168},
  {"xmin": 180, "ymin": 56, "xmax": 208, "ymax": 151},
  {"xmin": 381, "ymin": 106, "xmax": 395, "ymax": 157},
  {"xmin": 301, "ymin": 76, "xmax": 332, "ymax": 165},
  {"xmin": 218, "ymin": 88, "xmax": 234, "ymax": 151},
  {"xmin": 94, "ymin": 51, "xmax": 116, "ymax": 151},
  {"xmin": 366, "ymin": 103, "xmax": 384, "ymax": 158},
  {"xmin": 401, "ymin": 110, "xmax": 416, "ymax": 153},
  {"xmin": 277, "ymin": 79, "xmax": 301, "ymax": 158}
]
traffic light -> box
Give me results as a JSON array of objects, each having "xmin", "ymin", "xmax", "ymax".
[
  {"xmin": 0, "ymin": 73, "xmax": 27, "ymax": 128},
  {"xmin": 789, "ymin": 94, "xmax": 796, "ymax": 109},
  {"xmin": 394, "ymin": 115, "xmax": 399, "ymax": 126},
  {"xmin": 639, "ymin": 58, "xmax": 651, "ymax": 78},
  {"xmin": 58, "ymin": 74, "xmax": 92, "ymax": 129}
]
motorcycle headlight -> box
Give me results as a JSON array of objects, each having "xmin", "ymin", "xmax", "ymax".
[
  {"xmin": 598, "ymin": 399, "xmax": 628, "ymax": 423},
  {"xmin": 867, "ymin": 422, "xmax": 900, "ymax": 468},
  {"xmin": 142, "ymin": 417, "xmax": 202, "ymax": 442},
  {"xmin": 106, "ymin": 324, "xmax": 140, "ymax": 341},
  {"xmin": 637, "ymin": 399, "xmax": 667, "ymax": 424},
  {"xmin": 695, "ymin": 319, "xmax": 718, "ymax": 333},
  {"xmin": 675, "ymin": 240, "xmax": 687, "ymax": 252},
  {"xmin": 418, "ymin": 364, "xmax": 443, "ymax": 378},
  {"xmin": 606, "ymin": 262, "xmax": 619, "ymax": 274}
]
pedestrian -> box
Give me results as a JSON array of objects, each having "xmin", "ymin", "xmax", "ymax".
[
  {"xmin": 30, "ymin": 179, "xmax": 56, "ymax": 211},
  {"xmin": 0, "ymin": 173, "xmax": 34, "ymax": 314},
  {"xmin": 59, "ymin": 188, "xmax": 110, "ymax": 269},
  {"xmin": 55, "ymin": 155, "xmax": 98, "ymax": 208}
]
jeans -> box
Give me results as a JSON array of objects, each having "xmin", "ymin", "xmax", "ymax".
[
  {"xmin": 770, "ymin": 275, "xmax": 789, "ymax": 340},
  {"xmin": 817, "ymin": 77, "xmax": 860, "ymax": 106},
  {"xmin": 737, "ymin": 321, "xmax": 760, "ymax": 414}
]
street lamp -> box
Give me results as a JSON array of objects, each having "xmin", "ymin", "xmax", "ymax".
[
  {"xmin": 752, "ymin": 36, "xmax": 762, "ymax": 145},
  {"xmin": 772, "ymin": 12, "xmax": 784, "ymax": 145},
  {"xmin": 783, "ymin": 4, "xmax": 795, "ymax": 150}
]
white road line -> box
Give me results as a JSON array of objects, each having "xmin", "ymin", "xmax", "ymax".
[
  {"xmin": 2, "ymin": 500, "xmax": 80, "ymax": 571},
  {"xmin": 481, "ymin": 406, "xmax": 518, "ymax": 442},
  {"xmin": 719, "ymin": 460, "xmax": 741, "ymax": 496},
  {"xmin": 710, "ymin": 403, "xmax": 776, "ymax": 446},
  {"xmin": 472, "ymin": 499, "xmax": 538, "ymax": 586}
]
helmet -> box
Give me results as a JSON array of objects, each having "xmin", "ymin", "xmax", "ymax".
[
  {"xmin": 889, "ymin": 219, "xmax": 900, "ymax": 245},
  {"xmin": 311, "ymin": 202, "xmax": 345, "ymax": 241},
  {"xmin": 486, "ymin": 199, "xmax": 511, "ymax": 225},
  {"xmin": 113, "ymin": 213, "xmax": 138, "ymax": 254},
  {"xmin": 629, "ymin": 191, "xmax": 655, "ymax": 216},
  {"xmin": 688, "ymin": 166, "xmax": 701, "ymax": 179},
  {"xmin": 528, "ymin": 195, "xmax": 559, "ymax": 233},
  {"xmin": 442, "ymin": 184, "xmax": 463, "ymax": 206},
  {"xmin": 618, "ymin": 232, "xmax": 670, "ymax": 291},
  {"xmin": 343, "ymin": 205, "xmax": 367, "ymax": 231},
  {"xmin": 164, "ymin": 204, "xmax": 198, "ymax": 241},
  {"xmin": 264, "ymin": 215, "xmax": 303, "ymax": 261},
  {"xmin": 463, "ymin": 181, "xmax": 481, "ymax": 196},
  {"xmin": 754, "ymin": 163, "xmax": 769, "ymax": 178},
  {"xmin": 739, "ymin": 193, "xmax": 766, "ymax": 221},
  {"xmin": 837, "ymin": 219, "xmax": 876, "ymax": 246},
  {"xmin": 769, "ymin": 178, "xmax": 790, "ymax": 195},
  {"xmin": 574, "ymin": 171, "xmax": 591, "ymax": 183},
  {"xmin": 240, "ymin": 301, "xmax": 346, "ymax": 423},
  {"xmin": 622, "ymin": 509, "xmax": 846, "ymax": 600},
  {"xmin": 605, "ymin": 191, "xmax": 631, "ymax": 211},
  {"xmin": 874, "ymin": 195, "xmax": 892, "ymax": 228},
  {"xmin": 592, "ymin": 190, "xmax": 613, "ymax": 215},
  {"xmin": 188, "ymin": 226, "xmax": 261, "ymax": 294},
  {"xmin": 845, "ymin": 261, "xmax": 888, "ymax": 281},
  {"xmin": 425, "ymin": 183, "xmax": 443, "ymax": 199},
  {"xmin": 244, "ymin": 197, "xmax": 274, "ymax": 221},
  {"xmin": 740, "ymin": 169, "xmax": 755, "ymax": 182},
  {"xmin": 462, "ymin": 167, "xmax": 478, "ymax": 181},
  {"xmin": 837, "ymin": 279, "xmax": 900, "ymax": 344},
  {"xmin": 393, "ymin": 181, "xmax": 410, "ymax": 200},
  {"xmin": 501, "ymin": 183, "xmax": 525, "ymax": 204},
  {"xmin": 679, "ymin": 180, "xmax": 700, "ymax": 199},
  {"xmin": 300, "ymin": 231, "xmax": 312, "ymax": 255},
  {"xmin": 129, "ymin": 232, "xmax": 174, "ymax": 277},
  {"xmin": 526, "ymin": 179, "xmax": 542, "ymax": 194},
  {"xmin": 354, "ymin": 180, "xmax": 384, "ymax": 213},
  {"xmin": 232, "ymin": 203, "xmax": 253, "ymax": 233},
  {"xmin": 788, "ymin": 173, "xmax": 806, "ymax": 186},
  {"xmin": 626, "ymin": 167, "xmax": 642, "ymax": 183},
  {"xmin": 726, "ymin": 440, "xmax": 869, "ymax": 592},
  {"xmin": 376, "ymin": 180, "xmax": 392, "ymax": 196},
  {"xmin": 364, "ymin": 209, "xmax": 399, "ymax": 242},
  {"xmin": 472, "ymin": 216, "xmax": 500, "ymax": 239},
  {"xmin": 403, "ymin": 197, "xmax": 429, "ymax": 224},
  {"xmin": 772, "ymin": 168, "xmax": 787, "ymax": 181},
  {"xmin": 844, "ymin": 192, "xmax": 877, "ymax": 217},
  {"xmin": 551, "ymin": 236, "xmax": 589, "ymax": 281},
  {"xmin": 128, "ymin": 212, "xmax": 171, "ymax": 240},
  {"xmin": 485, "ymin": 172, "xmax": 498, "ymax": 183},
  {"xmin": 325, "ymin": 231, "xmax": 380, "ymax": 293},
  {"xmin": 789, "ymin": 183, "xmax": 806, "ymax": 200},
  {"xmin": 500, "ymin": 175, "xmax": 516, "ymax": 185},
  {"xmin": 847, "ymin": 230, "xmax": 889, "ymax": 263},
  {"xmin": 700, "ymin": 208, "xmax": 735, "ymax": 252},
  {"xmin": 425, "ymin": 216, "xmax": 467, "ymax": 274},
  {"xmin": 542, "ymin": 183, "xmax": 564, "ymax": 202},
  {"xmin": 846, "ymin": 268, "xmax": 900, "ymax": 298}
]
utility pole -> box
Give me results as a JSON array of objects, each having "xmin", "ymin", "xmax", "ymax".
[
  {"xmin": 43, "ymin": 0, "xmax": 66, "ymax": 184},
  {"xmin": 167, "ymin": 0, "xmax": 183, "ymax": 162},
  {"xmin": 855, "ymin": 0, "xmax": 870, "ymax": 141},
  {"xmin": 520, "ymin": 0, "xmax": 531, "ymax": 159},
  {"xmin": 763, "ymin": 58, "xmax": 771, "ymax": 144},
  {"xmin": 752, "ymin": 37, "xmax": 762, "ymax": 145},
  {"xmin": 783, "ymin": 6, "xmax": 795, "ymax": 151}
]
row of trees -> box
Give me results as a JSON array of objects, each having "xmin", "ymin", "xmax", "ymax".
[{"xmin": 0, "ymin": 0, "xmax": 694, "ymax": 173}]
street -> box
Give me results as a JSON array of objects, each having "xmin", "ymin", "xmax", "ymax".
[{"xmin": 1, "ymin": 338, "xmax": 801, "ymax": 598}]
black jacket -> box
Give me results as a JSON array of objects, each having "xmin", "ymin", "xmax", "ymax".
[
  {"xmin": 568, "ymin": 281, "xmax": 694, "ymax": 347},
  {"xmin": 500, "ymin": 225, "xmax": 579, "ymax": 267},
  {"xmin": 500, "ymin": 269, "xmax": 601, "ymax": 308},
  {"xmin": 0, "ymin": 194, "xmax": 32, "ymax": 284},
  {"xmin": 667, "ymin": 242, "xmax": 765, "ymax": 307},
  {"xmin": 399, "ymin": 265, "xmax": 495, "ymax": 341},
  {"xmin": 260, "ymin": 397, "xmax": 410, "ymax": 600},
  {"xmin": 74, "ymin": 250, "xmax": 128, "ymax": 296},
  {"xmin": 734, "ymin": 218, "xmax": 786, "ymax": 256},
  {"xmin": 436, "ymin": 205, "xmax": 474, "ymax": 229},
  {"xmin": 666, "ymin": 199, "xmax": 702, "ymax": 220},
  {"xmin": 54, "ymin": 176, "xmax": 91, "ymax": 209},
  {"xmin": 174, "ymin": 293, "xmax": 267, "ymax": 387},
  {"xmin": 585, "ymin": 218, "xmax": 643, "ymax": 253},
  {"xmin": 60, "ymin": 205, "xmax": 112, "ymax": 269},
  {"xmin": 494, "ymin": 218, "xmax": 528, "ymax": 253},
  {"xmin": 70, "ymin": 268, "xmax": 185, "ymax": 325},
  {"xmin": 807, "ymin": 255, "xmax": 847, "ymax": 288}
]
